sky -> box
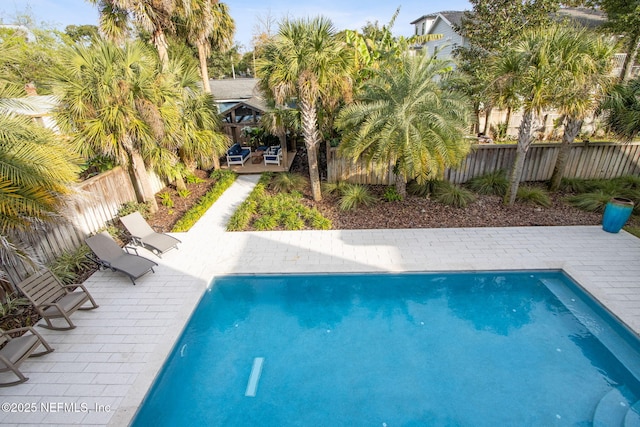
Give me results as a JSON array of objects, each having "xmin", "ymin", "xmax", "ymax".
[{"xmin": 0, "ymin": 0, "xmax": 472, "ymax": 51}]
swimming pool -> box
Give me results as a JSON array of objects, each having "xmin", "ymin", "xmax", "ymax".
[{"xmin": 132, "ymin": 271, "xmax": 640, "ymax": 426}]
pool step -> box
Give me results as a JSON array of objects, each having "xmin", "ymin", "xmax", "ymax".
[
  {"xmin": 593, "ymin": 386, "xmax": 635, "ymax": 427},
  {"xmin": 624, "ymin": 400, "xmax": 640, "ymax": 427}
]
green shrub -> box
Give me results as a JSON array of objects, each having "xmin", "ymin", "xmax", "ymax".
[
  {"xmin": 561, "ymin": 177, "xmax": 640, "ymax": 213},
  {"xmin": 567, "ymin": 191, "xmax": 615, "ymax": 212},
  {"xmin": 584, "ymin": 179, "xmax": 626, "ymax": 194},
  {"xmin": 227, "ymin": 173, "xmax": 331, "ymax": 231},
  {"xmin": 159, "ymin": 192, "xmax": 174, "ymax": 208},
  {"xmin": 516, "ymin": 186, "xmax": 551, "ymax": 207},
  {"xmin": 118, "ymin": 201, "xmax": 150, "ymax": 218},
  {"xmin": 434, "ymin": 182, "xmax": 476, "ymax": 208},
  {"xmin": 339, "ymin": 184, "xmax": 377, "ymax": 211},
  {"xmin": 613, "ymin": 175, "xmax": 640, "ymax": 190},
  {"xmin": 558, "ymin": 177, "xmax": 589, "ymax": 194},
  {"xmin": 322, "ymin": 180, "xmax": 348, "ymax": 196},
  {"xmin": 309, "ymin": 209, "xmax": 332, "ymax": 229},
  {"xmin": 226, "ymin": 199, "xmax": 256, "ymax": 231},
  {"xmin": 185, "ymin": 174, "xmax": 205, "ymax": 184},
  {"xmin": 254, "ymin": 215, "xmax": 278, "ymax": 231},
  {"xmin": 0, "ymin": 293, "xmax": 30, "ymax": 317},
  {"xmin": 282, "ymin": 212, "xmax": 305, "ymax": 230},
  {"xmin": 172, "ymin": 170, "xmax": 237, "ymax": 232},
  {"xmin": 49, "ymin": 245, "xmax": 95, "ymax": 285},
  {"xmin": 271, "ymin": 172, "xmax": 306, "ymax": 193},
  {"xmin": 407, "ymin": 180, "xmax": 442, "ymax": 197},
  {"xmin": 177, "ymin": 189, "xmax": 191, "ymax": 198},
  {"xmin": 226, "ymin": 174, "xmax": 271, "ymax": 231},
  {"xmin": 383, "ymin": 186, "xmax": 403, "ymax": 202},
  {"xmin": 258, "ymin": 192, "xmax": 297, "ymax": 216},
  {"xmin": 467, "ymin": 170, "xmax": 508, "ymax": 196},
  {"xmin": 99, "ymin": 224, "xmax": 124, "ymax": 240}
]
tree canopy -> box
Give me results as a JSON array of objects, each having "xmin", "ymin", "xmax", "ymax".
[{"xmin": 337, "ymin": 53, "xmax": 471, "ymax": 196}]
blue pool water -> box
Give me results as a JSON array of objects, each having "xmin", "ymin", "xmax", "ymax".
[{"xmin": 132, "ymin": 271, "xmax": 640, "ymax": 426}]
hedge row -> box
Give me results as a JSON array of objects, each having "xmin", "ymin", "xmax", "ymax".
[
  {"xmin": 171, "ymin": 170, "xmax": 237, "ymax": 232},
  {"xmin": 226, "ymin": 173, "xmax": 271, "ymax": 231}
]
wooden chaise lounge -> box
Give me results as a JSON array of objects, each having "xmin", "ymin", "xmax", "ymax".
[
  {"xmin": 0, "ymin": 327, "xmax": 54, "ymax": 386},
  {"xmin": 16, "ymin": 269, "xmax": 99, "ymax": 330}
]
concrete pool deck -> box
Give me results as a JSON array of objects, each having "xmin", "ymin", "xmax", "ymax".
[{"xmin": 1, "ymin": 174, "xmax": 639, "ymax": 426}]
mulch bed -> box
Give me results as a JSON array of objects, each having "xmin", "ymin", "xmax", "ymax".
[
  {"xmin": 316, "ymin": 186, "xmax": 605, "ymax": 229},
  {"xmin": 147, "ymin": 170, "xmax": 217, "ymax": 233}
]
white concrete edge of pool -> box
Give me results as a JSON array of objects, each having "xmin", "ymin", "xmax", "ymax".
[{"xmin": 0, "ymin": 174, "xmax": 638, "ymax": 427}]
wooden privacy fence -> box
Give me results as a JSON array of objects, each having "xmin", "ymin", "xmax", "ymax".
[
  {"xmin": 328, "ymin": 142, "xmax": 640, "ymax": 185},
  {"xmin": 4, "ymin": 167, "xmax": 166, "ymax": 285}
]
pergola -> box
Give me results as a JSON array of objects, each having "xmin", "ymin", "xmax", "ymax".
[{"xmin": 220, "ymin": 100, "xmax": 264, "ymax": 145}]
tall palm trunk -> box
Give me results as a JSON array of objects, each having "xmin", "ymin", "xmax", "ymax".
[
  {"xmin": 152, "ymin": 30, "xmax": 170, "ymax": 69},
  {"xmin": 550, "ymin": 116, "xmax": 582, "ymax": 191},
  {"xmin": 300, "ymin": 96, "xmax": 322, "ymax": 201},
  {"xmin": 124, "ymin": 138, "xmax": 159, "ymax": 213},
  {"xmin": 506, "ymin": 110, "xmax": 535, "ymax": 206},
  {"xmin": 197, "ymin": 42, "xmax": 212, "ymax": 93},
  {"xmin": 505, "ymin": 107, "xmax": 512, "ymax": 136},
  {"xmin": 278, "ymin": 130, "xmax": 288, "ymax": 167},
  {"xmin": 394, "ymin": 160, "xmax": 407, "ymax": 197},
  {"xmin": 472, "ymin": 103, "xmax": 480, "ymax": 134},
  {"xmin": 483, "ymin": 107, "xmax": 492, "ymax": 134},
  {"xmin": 621, "ymin": 29, "xmax": 639, "ymax": 82}
]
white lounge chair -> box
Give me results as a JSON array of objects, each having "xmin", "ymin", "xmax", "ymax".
[{"xmin": 264, "ymin": 146, "xmax": 282, "ymax": 165}]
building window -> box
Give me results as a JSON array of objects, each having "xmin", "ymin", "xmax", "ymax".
[{"xmin": 422, "ymin": 22, "xmax": 426, "ymax": 35}]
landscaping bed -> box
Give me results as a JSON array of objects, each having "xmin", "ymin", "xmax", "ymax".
[
  {"xmin": 316, "ymin": 186, "xmax": 605, "ymax": 229},
  {"xmin": 147, "ymin": 169, "xmax": 218, "ymax": 232}
]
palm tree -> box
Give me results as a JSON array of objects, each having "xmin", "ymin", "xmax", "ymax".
[
  {"xmin": 170, "ymin": 57, "xmax": 230, "ymax": 170},
  {"xmin": 488, "ymin": 51, "xmax": 522, "ymax": 137},
  {"xmin": 257, "ymin": 17, "xmax": 353, "ymax": 201},
  {"xmin": 52, "ymin": 40, "xmax": 176, "ymax": 213},
  {"xmin": 91, "ymin": 0, "xmax": 182, "ymax": 68},
  {"xmin": 175, "ymin": 0, "xmax": 235, "ymax": 94},
  {"xmin": 599, "ymin": 76, "xmax": 640, "ymax": 142},
  {"xmin": 489, "ymin": 24, "xmax": 605, "ymax": 205},
  {"xmin": 336, "ymin": 53, "xmax": 472, "ymax": 197},
  {"xmin": 549, "ymin": 29, "xmax": 615, "ymax": 191},
  {"xmin": 0, "ymin": 96, "xmax": 79, "ymax": 281}
]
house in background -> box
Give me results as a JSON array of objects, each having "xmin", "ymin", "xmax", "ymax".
[
  {"xmin": 409, "ymin": 7, "xmax": 636, "ymax": 138},
  {"xmin": 209, "ymin": 78, "xmax": 266, "ymax": 144},
  {"xmin": 410, "ymin": 11, "xmax": 466, "ymax": 61},
  {"xmin": 409, "ymin": 8, "xmax": 633, "ymax": 77}
]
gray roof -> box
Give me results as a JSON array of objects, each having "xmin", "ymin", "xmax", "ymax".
[
  {"xmin": 411, "ymin": 7, "xmax": 605, "ymax": 32},
  {"xmin": 208, "ymin": 78, "xmax": 260, "ymax": 101},
  {"xmin": 438, "ymin": 11, "xmax": 465, "ymax": 28},
  {"xmin": 410, "ymin": 11, "xmax": 465, "ymax": 26},
  {"xmin": 555, "ymin": 7, "xmax": 606, "ymax": 28}
]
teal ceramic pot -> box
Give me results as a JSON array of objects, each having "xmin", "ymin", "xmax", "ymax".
[{"xmin": 602, "ymin": 197, "xmax": 634, "ymax": 233}]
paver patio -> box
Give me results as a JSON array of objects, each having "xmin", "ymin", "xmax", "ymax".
[{"xmin": 1, "ymin": 174, "xmax": 639, "ymax": 426}]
